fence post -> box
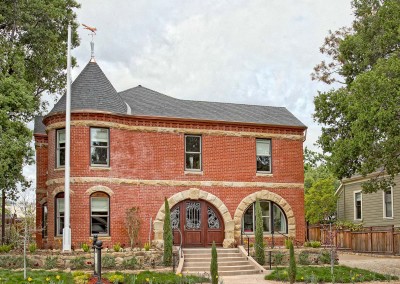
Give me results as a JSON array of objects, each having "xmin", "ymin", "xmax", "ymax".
[
  {"xmin": 369, "ymin": 227, "xmax": 373, "ymax": 253},
  {"xmin": 392, "ymin": 225, "xmax": 395, "ymax": 255}
]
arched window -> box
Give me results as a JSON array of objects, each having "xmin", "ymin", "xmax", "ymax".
[
  {"xmin": 90, "ymin": 192, "xmax": 110, "ymax": 236},
  {"xmin": 242, "ymin": 201, "xmax": 287, "ymax": 234},
  {"xmin": 55, "ymin": 193, "xmax": 64, "ymax": 236}
]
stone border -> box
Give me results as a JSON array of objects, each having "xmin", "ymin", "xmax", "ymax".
[
  {"xmin": 85, "ymin": 185, "xmax": 115, "ymax": 196},
  {"xmin": 51, "ymin": 186, "xmax": 74, "ymax": 196},
  {"xmin": 153, "ymin": 188, "xmax": 235, "ymax": 248},
  {"xmin": 233, "ymin": 190, "xmax": 296, "ymax": 238}
]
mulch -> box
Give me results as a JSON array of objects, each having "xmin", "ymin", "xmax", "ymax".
[{"xmin": 87, "ymin": 276, "xmax": 112, "ymax": 284}]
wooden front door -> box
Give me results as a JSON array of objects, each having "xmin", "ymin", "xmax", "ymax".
[{"xmin": 171, "ymin": 200, "xmax": 224, "ymax": 247}]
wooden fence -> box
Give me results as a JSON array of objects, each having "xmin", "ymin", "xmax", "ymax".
[{"xmin": 307, "ymin": 224, "xmax": 400, "ymax": 255}]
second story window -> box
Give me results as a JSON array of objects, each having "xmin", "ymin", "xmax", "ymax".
[
  {"xmin": 354, "ymin": 191, "xmax": 362, "ymax": 220},
  {"xmin": 185, "ymin": 135, "xmax": 201, "ymax": 171},
  {"xmin": 256, "ymin": 139, "xmax": 271, "ymax": 173},
  {"xmin": 56, "ymin": 129, "xmax": 65, "ymax": 167},
  {"xmin": 90, "ymin": 128, "xmax": 109, "ymax": 166}
]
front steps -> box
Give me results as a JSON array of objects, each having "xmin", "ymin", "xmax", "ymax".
[{"xmin": 182, "ymin": 248, "xmax": 261, "ymax": 276}]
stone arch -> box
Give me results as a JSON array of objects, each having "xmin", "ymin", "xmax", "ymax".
[
  {"xmin": 153, "ymin": 188, "xmax": 235, "ymax": 248},
  {"xmin": 85, "ymin": 185, "xmax": 114, "ymax": 196},
  {"xmin": 51, "ymin": 186, "xmax": 74, "ymax": 196},
  {"xmin": 233, "ymin": 190, "xmax": 296, "ymax": 238}
]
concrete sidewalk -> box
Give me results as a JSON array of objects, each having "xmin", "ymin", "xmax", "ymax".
[{"xmin": 219, "ymin": 271, "xmax": 273, "ymax": 284}]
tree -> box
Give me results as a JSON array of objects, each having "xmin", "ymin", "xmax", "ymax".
[
  {"xmin": 254, "ymin": 199, "xmax": 265, "ymax": 265},
  {"xmin": 312, "ymin": 0, "xmax": 400, "ymax": 193},
  {"xmin": 210, "ymin": 241, "xmax": 218, "ymax": 284},
  {"xmin": 125, "ymin": 207, "xmax": 141, "ymax": 248},
  {"xmin": 288, "ymin": 240, "xmax": 296, "ymax": 284},
  {"xmin": 0, "ymin": 0, "xmax": 80, "ymax": 243},
  {"xmin": 163, "ymin": 198, "xmax": 173, "ymax": 266}
]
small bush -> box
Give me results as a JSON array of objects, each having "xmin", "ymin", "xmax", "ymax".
[
  {"xmin": 288, "ymin": 241, "xmax": 296, "ymax": 284},
  {"xmin": 0, "ymin": 244, "xmax": 12, "ymax": 253},
  {"xmin": 284, "ymin": 238, "xmax": 292, "ymax": 249},
  {"xmin": 102, "ymin": 254, "xmax": 116, "ymax": 269},
  {"xmin": 44, "ymin": 256, "xmax": 58, "ymax": 269},
  {"xmin": 318, "ymin": 250, "xmax": 331, "ymax": 264},
  {"xmin": 0, "ymin": 256, "xmax": 24, "ymax": 268},
  {"xmin": 310, "ymin": 241, "xmax": 321, "ymax": 248},
  {"xmin": 70, "ymin": 256, "xmax": 87, "ymax": 270},
  {"xmin": 210, "ymin": 241, "xmax": 218, "ymax": 284},
  {"xmin": 113, "ymin": 242, "xmax": 121, "ymax": 252},
  {"xmin": 122, "ymin": 256, "xmax": 137, "ymax": 270},
  {"xmin": 144, "ymin": 242, "xmax": 150, "ymax": 251},
  {"xmin": 107, "ymin": 273, "xmax": 125, "ymax": 283},
  {"xmin": 81, "ymin": 243, "xmax": 90, "ymax": 252},
  {"xmin": 273, "ymin": 251, "xmax": 284, "ymax": 266},
  {"xmin": 298, "ymin": 251, "xmax": 310, "ymax": 265},
  {"xmin": 73, "ymin": 271, "xmax": 90, "ymax": 284},
  {"xmin": 29, "ymin": 243, "xmax": 37, "ymax": 253}
]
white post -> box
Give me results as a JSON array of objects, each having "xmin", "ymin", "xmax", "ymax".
[{"xmin": 63, "ymin": 24, "xmax": 72, "ymax": 252}]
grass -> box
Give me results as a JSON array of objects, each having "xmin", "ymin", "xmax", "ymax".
[
  {"xmin": 265, "ymin": 265, "xmax": 399, "ymax": 283},
  {"xmin": 104, "ymin": 271, "xmax": 210, "ymax": 283},
  {"xmin": 0, "ymin": 269, "xmax": 72, "ymax": 283}
]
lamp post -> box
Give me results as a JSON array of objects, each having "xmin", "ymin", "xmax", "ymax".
[
  {"xmin": 94, "ymin": 240, "xmax": 103, "ymax": 284},
  {"xmin": 92, "ymin": 234, "xmax": 98, "ymax": 276}
]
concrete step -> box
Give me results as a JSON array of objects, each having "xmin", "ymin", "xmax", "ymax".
[
  {"xmin": 184, "ymin": 252, "xmax": 242, "ymax": 258},
  {"xmin": 184, "ymin": 264, "xmax": 256, "ymax": 272},
  {"xmin": 183, "ymin": 248, "xmax": 239, "ymax": 254},
  {"xmin": 184, "ymin": 260, "xmax": 249, "ymax": 267},
  {"xmin": 183, "ymin": 269, "xmax": 261, "ymax": 276}
]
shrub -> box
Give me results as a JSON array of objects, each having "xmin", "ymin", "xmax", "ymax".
[
  {"xmin": 107, "ymin": 273, "xmax": 125, "ymax": 283},
  {"xmin": 44, "ymin": 256, "xmax": 58, "ymax": 269},
  {"xmin": 163, "ymin": 197, "xmax": 173, "ymax": 266},
  {"xmin": 122, "ymin": 256, "xmax": 137, "ymax": 270},
  {"xmin": 0, "ymin": 244, "xmax": 12, "ymax": 253},
  {"xmin": 284, "ymin": 238, "xmax": 292, "ymax": 249},
  {"xmin": 310, "ymin": 241, "xmax": 321, "ymax": 248},
  {"xmin": 73, "ymin": 271, "xmax": 90, "ymax": 284},
  {"xmin": 125, "ymin": 207, "xmax": 141, "ymax": 248},
  {"xmin": 254, "ymin": 199, "xmax": 265, "ymax": 265},
  {"xmin": 81, "ymin": 243, "xmax": 90, "ymax": 252},
  {"xmin": 70, "ymin": 256, "xmax": 87, "ymax": 270},
  {"xmin": 102, "ymin": 254, "xmax": 116, "ymax": 269},
  {"xmin": 273, "ymin": 251, "xmax": 284, "ymax": 266},
  {"xmin": 113, "ymin": 242, "xmax": 121, "ymax": 252},
  {"xmin": 318, "ymin": 250, "xmax": 331, "ymax": 264},
  {"xmin": 288, "ymin": 240, "xmax": 296, "ymax": 284},
  {"xmin": 298, "ymin": 251, "xmax": 310, "ymax": 265},
  {"xmin": 210, "ymin": 241, "xmax": 218, "ymax": 284},
  {"xmin": 29, "ymin": 243, "xmax": 37, "ymax": 253},
  {"xmin": 144, "ymin": 242, "xmax": 150, "ymax": 251},
  {"xmin": 0, "ymin": 256, "xmax": 24, "ymax": 268}
]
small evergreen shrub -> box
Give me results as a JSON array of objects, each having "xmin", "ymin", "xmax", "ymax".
[
  {"xmin": 254, "ymin": 199, "xmax": 265, "ymax": 265},
  {"xmin": 163, "ymin": 198, "xmax": 173, "ymax": 266},
  {"xmin": 44, "ymin": 256, "xmax": 59, "ymax": 269},
  {"xmin": 144, "ymin": 242, "xmax": 151, "ymax": 251},
  {"xmin": 0, "ymin": 244, "xmax": 12, "ymax": 253},
  {"xmin": 81, "ymin": 243, "xmax": 90, "ymax": 252},
  {"xmin": 113, "ymin": 242, "xmax": 121, "ymax": 252},
  {"xmin": 288, "ymin": 240, "xmax": 296, "ymax": 284},
  {"xmin": 102, "ymin": 254, "xmax": 116, "ymax": 269},
  {"xmin": 210, "ymin": 241, "xmax": 218, "ymax": 284},
  {"xmin": 29, "ymin": 243, "xmax": 37, "ymax": 253},
  {"xmin": 273, "ymin": 251, "xmax": 284, "ymax": 266},
  {"xmin": 310, "ymin": 241, "xmax": 321, "ymax": 248},
  {"xmin": 298, "ymin": 251, "xmax": 310, "ymax": 265},
  {"xmin": 0, "ymin": 256, "xmax": 24, "ymax": 268},
  {"xmin": 70, "ymin": 256, "xmax": 86, "ymax": 270},
  {"xmin": 122, "ymin": 256, "xmax": 137, "ymax": 270}
]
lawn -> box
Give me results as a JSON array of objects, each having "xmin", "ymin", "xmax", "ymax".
[
  {"xmin": 265, "ymin": 265, "xmax": 399, "ymax": 283},
  {"xmin": 0, "ymin": 270, "xmax": 72, "ymax": 283}
]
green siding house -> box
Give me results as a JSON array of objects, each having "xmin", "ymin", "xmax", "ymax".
[{"xmin": 336, "ymin": 174, "xmax": 399, "ymax": 227}]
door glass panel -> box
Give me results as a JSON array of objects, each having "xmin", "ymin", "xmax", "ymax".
[
  {"xmin": 186, "ymin": 202, "xmax": 201, "ymax": 229},
  {"xmin": 207, "ymin": 207, "xmax": 220, "ymax": 229},
  {"xmin": 171, "ymin": 206, "xmax": 180, "ymax": 229}
]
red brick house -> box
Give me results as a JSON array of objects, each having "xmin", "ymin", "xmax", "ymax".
[{"xmin": 34, "ymin": 60, "xmax": 307, "ymax": 249}]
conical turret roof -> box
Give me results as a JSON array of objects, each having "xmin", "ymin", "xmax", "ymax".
[{"xmin": 50, "ymin": 61, "xmax": 127, "ymax": 115}]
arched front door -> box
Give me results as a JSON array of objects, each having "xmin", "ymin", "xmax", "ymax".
[{"xmin": 171, "ymin": 200, "xmax": 224, "ymax": 247}]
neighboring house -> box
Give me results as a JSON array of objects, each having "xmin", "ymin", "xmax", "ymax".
[
  {"xmin": 34, "ymin": 57, "xmax": 307, "ymax": 249},
  {"xmin": 336, "ymin": 174, "xmax": 399, "ymax": 227}
]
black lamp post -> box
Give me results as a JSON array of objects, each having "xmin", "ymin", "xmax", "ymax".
[{"xmin": 94, "ymin": 240, "xmax": 103, "ymax": 284}]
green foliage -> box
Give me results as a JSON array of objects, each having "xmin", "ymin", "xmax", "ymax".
[
  {"xmin": 273, "ymin": 251, "xmax": 284, "ymax": 266},
  {"xmin": 81, "ymin": 243, "xmax": 90, "ymax": 252},
  {"xmin": 318, "ymin": 250, "xmax": 332, "ymax": 264},
  {"xmin": 163, "ymin": 198, "xmax": 173, "ymax": 266},
  {"xmin": 125, "ymin": 207, "xmax": 141, "ymax": 248},
  {"xmin": 304, "ymin": 241, "xmax": 321, "ymax": 248},
  {"xmin": 144, "ymin": 242, "xmax": 151, "ymax": 251},
  {"xmin": 298, "ymin": 251, "xmax": 310, "ymax": 265},
  {"xmin": 266, "ymin": 266, "xmax": 398, "ymax": 283},
  {"xmin": 288, "ymin": 241, "xmax": 296, "ymax": 284},
  {"xmin": 0, "ymin": 256, "xmax": 24, "ymax": 268},
  {"xmin": 254, "ymin": 199, "xmax": 265, "ymax": 265},
  {"xmin": 28, "ymin": 243, "xmax": 37, "ymax": 253},
  {"xmin": 106, "ymin": 273, "xmax": 125, "ymax": 283},
  {"xmin": 0, "ymin": 244, "xmax": 12, "ymax": 253},
  {"xmin": 335, "ymin": 220, "xmax": 364, "ymax": 231},
  {"xmin": 312, "ymin": 0, "xmax": 400, "ymax": 193},
  {"xmin": 0, "ymin": 269, "xmax": 73, "ymax": 283},
  {"xmin": 210, "ymin": 241, "xmax": 218, "ymax": 284},
  {"xmin": 44, "ymin": 256, "xmax": 58, "ymax": 270},
  {"xmin": 113, "ymin": 242, "xmax": 121, "ymax": 252},
  {"xmin": 72, "ymin": 271, "xmax": 90, "ymax": 284},
  {"xmin": 102, "ymin": 254, "xmax": 116, "ymax": 269},
  {"xmin": 122, "ymin": 256, "xmax": 137, "ymax": 270},
  {"xmin": 70, "ymin": 256, "xmax": 86, "ymax": 270}
]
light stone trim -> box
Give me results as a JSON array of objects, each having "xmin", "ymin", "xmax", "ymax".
[
  {"xmin": 234, "ymin": 190, "xmax": 296, "ymax": 238},
  {"xmin": 85, "ymin": 185, "xmax": 114, "ymax": 196},
  {"xmin": 46, "ymin": 120, "xmax": 304, "ymax": 141},
  {"xmin": 153, "ymin": 188, "xmax": 235, "ymax": 248},
  {"xmin": 46, "ymin": 177, "xmax": 304, "ymax": 189},
  {"xmin": 39, "ymin": 197, "xmax": 47, "ymax": 205},
  {"xmin": 35, "ymin": 143, "xmax": 48, "ymax": 148},
  {"xmin": 52, "ymin": 186, "xmax": 74, "ymax": 197}
]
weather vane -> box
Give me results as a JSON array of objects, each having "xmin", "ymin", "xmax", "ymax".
[{"xmin": 83, "ymin": 24, "xmax": 97, "ymax": 62}]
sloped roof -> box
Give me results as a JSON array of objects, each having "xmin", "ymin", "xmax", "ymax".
[
  {"xmin": 120, "ymin": 86, "xmax": 306, "ymax": 128},
  {"xmin": 49, "ymin": 61, "xmax": 127, "ymax": 115}
]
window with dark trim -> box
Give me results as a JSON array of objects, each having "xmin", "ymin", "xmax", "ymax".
[
  {"xmin": 55, "ymin": 193, "xmax": 64, "ymax": 236},
  {"xmin": 242, "ymin": 201, "xmax": 287, "ymax": 234},
  {"xmin": 42, "ymin": 203, "xmax": 48, "ymax": 238},
  {"xmin": 90, "ymin": 192, "xmax": 110, "ymax": 236},
  {"xmin": 256, "ymin": 139, "xmax": 271, "ymax": 173},
  {"xmin": 185, "ymin": 135, "xmax": 201, "ymax": 171},
  {"xmin": 354, "ymin": 191, "xmax": 362, "ymax": 220},
  {"xmin": 56, "ymin": 129, "xmax": 66, "ymax": 167},
  {"xmin": 90, "ymin": 128, "xmax": 109, "ymax": 166},
  {"xmin": 383, "ymin": 187, "xmax": 393, "ymax": 218}
]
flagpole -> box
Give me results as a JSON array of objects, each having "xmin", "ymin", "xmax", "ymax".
[{"xmin": 63, "ymin": 24, "xmax": 72, "ymax": 252}]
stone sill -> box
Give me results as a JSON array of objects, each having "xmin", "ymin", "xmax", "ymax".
[
  {"xmin": 256, "ymin": 172, "xmax": 273, "ymax": 177},
  {"xmin": 184, "ymin": 170, "xmax": 203, "ymax": 175},
  {"xmin": 90, "ymin": 167, "xmax": 111, "ymax": 171},
  {"xmin": 54, "ymin": 168, "xmax": 65, "ymax": 171}
]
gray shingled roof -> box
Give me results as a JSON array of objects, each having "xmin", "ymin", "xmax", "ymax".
[
  {"xmin": 34, "ymin": 116, "xmax": 46, "ymax": 135},
  {"xmin": 49, "ymin": 61, "xmax": 127, "ymax": 115},
  {"xmin": 34, "ymin": 61, "xmax": 306, "ymax": 134},
  {"xmin": 120, "ymin": 86, "xmax": 306, "ymax": 128}
]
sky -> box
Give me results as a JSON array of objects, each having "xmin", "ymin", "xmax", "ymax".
[{"xmin": 24, "ymin": 0, "xmax": 355, "ymax": 188}]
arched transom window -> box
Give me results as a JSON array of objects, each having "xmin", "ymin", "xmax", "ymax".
[{"xmin": 242, "ymin": 201, "xmax": 287, "ymax": 234}]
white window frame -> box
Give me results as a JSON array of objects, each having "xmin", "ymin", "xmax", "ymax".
[
  {"xmin": 354, "ymin": 190, "xmax": 362, "ymax": 221},
  {"xmin": 185, "ymin": 135, "xmax": 202, "ymax": 171},
  {"xmin": 256, "ymin": 139, "xmax": 272, "ymax": 173},
  {"xmin": 55, "ymin": 196, "xmax": 64, "ymax": 237},
  {"xmin": 56, "ymin": 129, "xmax": 65, "ymax": 168},
  {"xmin": 383, "ymin": 186, "xmax": 394, "ymax": 219},
  {"xmin": 90, "ymin": 194, "xmax": 110, "ymax": 236},
  {"xmin": 90, "ymin": 128, "xmax": 110, "ymax": 167}
]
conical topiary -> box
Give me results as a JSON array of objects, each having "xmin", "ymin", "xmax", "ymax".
[
  {"xmin": 163, "ymin": 197, "xmax": 173, "ymax": 266},
  {"xmin": 210, "ymin": 241, "xmax": 218, "ymax": 284},
  {"xmin": 288, "ymin": 240, "xmax": 297, "ymax": 284},
  {"xmin": 255, "ymin": 198, "xmax": 265, "ymax": 265}
]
